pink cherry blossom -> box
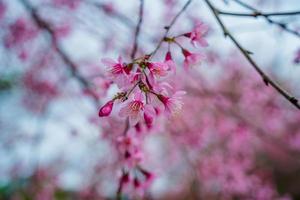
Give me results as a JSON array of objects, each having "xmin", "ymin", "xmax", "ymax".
[
  {"xmin": 157, "ymin": 90, "xmax": 186, "ymax": 115},
  {"xmin": 184, "ymin": 21, "xmax": 209, "ymax": 47},
  {"xmin": 164, "ymin": 51, "xmax": 176, "ymax": 73},
  {"xmin": 102, "ymin": 56, "xmax": 131, "ymax": 89},
  {"xmin": 182, "ymin": 49, "xmax": 205, "ymax": 70},
  {"xmin": 119, "ymin": 92, "xmax": 145, "ymax": 126},
  {"xmin": 147, "ymin": 62, "xmax": 170, "ymax": 85},
  {"xmin": 147, "ymin": 62, "xmax": 169, "ymax": 78}
]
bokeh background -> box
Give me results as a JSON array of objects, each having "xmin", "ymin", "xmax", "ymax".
[{"xmin": 1, "ymin": 0, "xmax": 300, "ymax": 199}]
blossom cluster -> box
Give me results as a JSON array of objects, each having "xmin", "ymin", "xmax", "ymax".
[{"xmin": 98, "ymin": 20, "xmax": 209, "ymax": 196}]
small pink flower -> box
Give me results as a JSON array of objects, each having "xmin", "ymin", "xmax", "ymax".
[
  {"xmin": 182, "ymin": 49, "xmax": 204, "ymax": 70},
  {"xmin": 147, "ymin": 62, "xmax": 169, "ymax": 85},
  {"xmin": 143, "ymin": 105, "xmax": 156, "ymax": 129},
  {"xmin": 164, "ymin": 51, "xmax": 176, "ymax": 73},
  {"xmin": 119, "ymin": 92, "xmax": 145, "ymax": 126},
  {"xmin": 147, "ymin": 62, "xmax": 169, "ymax": 77},
  {"xmin": 98, "ymin": 100, "xmax": 114, "ymax": 117},
  {"xmin": 184, "ymin": 21, "xmax": 209, "ymax": 47},
  {"xmin": 157, "ymin": 91, "xmax": 186, "ymax": 115},
  {"xmin": 119, "ymin": 92, "xmax": 155, "ymax": 126},
  {"xmin": 102, "ymin": 56, "xmax": 131, "ymax": 89}
]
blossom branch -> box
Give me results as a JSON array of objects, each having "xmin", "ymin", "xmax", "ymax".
[
  {"xmin": 131, "ymin": 0, "xmax": 144, "ymax": 59},
  {"xmin": 114, "ymin": 0, "xmax": 146, "ymax": 192},
  {"xmin": 19, "ymin": 0, "xmax": 99, "ymax": 104},
  {"xmin": 204, "ymin": 0, "xmax": 300, "ymax": 109},
  {"xmin": 229, "ymin": 0, "xmax": 300, "ymax": 38},
  {"xmin": 149, "ymin": 0, "xmax": 193, "ymax": 58}
]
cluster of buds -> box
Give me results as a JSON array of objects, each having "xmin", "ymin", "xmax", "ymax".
[{"xmin": 116, "ymin": 134, "xmax": 155, "ymax": 196}]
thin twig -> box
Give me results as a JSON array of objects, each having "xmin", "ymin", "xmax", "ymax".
[
  {"xmin": 149, "ymin": 0, "xmax": 193, "ymax": 58},
  {"xmin": 204, "ymin": 0, "xmax": 300, "ymax": 109},
  {"xmin": 230, "ymin": 0, "xmax": 300, "ymax": 38},
  {"xmin": 131, "ymin": 0, "xmax": 144, "ymax": 59},
  {"xmin": 219, "ymin": 10, "xmax": 300, "ymax": 17}
]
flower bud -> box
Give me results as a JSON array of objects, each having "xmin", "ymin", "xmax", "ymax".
[
  {"xmin": 133, "ymin": 177, "xmax": 141, "ymax": 188},
  {"xmin": 144, "ymin": 113, "xmax": 153, "ymax": 129},
  {"xmin": 98, "ymin": 100, "xmax": 114, "ymax": 117},
  {"xmin": 165, "ymin": 51, "xmax": 173, "ymax": 61}
]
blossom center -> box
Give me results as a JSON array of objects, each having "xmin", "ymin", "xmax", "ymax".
[{"xmin": 130, "ymin": 101, "xmax": 143, "ymax": 112}]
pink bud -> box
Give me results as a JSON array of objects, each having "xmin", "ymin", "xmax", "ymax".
[
  {"xmin": 98, "ymin": 100, "xmax": 114, "ymax": 117},
  {"xmin": 144, "ymin": 113, "xmax": 153, "ymax": 129},
  {"xmin": 121, "ymin": 172, "xmax": 130, "ymax": 184},
  {"xmin": 181, "ymin": 48, "xmax": 191, "ymax": 58},
  {"xmin": 157, "ymin": 94, "xmax": 169, "ymax": 105},
  {"xmin": 165, "ymin": 51, "xmax": 172, "ymax": 61},
  {"xmin": 183, "ymin": 32, "xmax": 192, "ymax": 37},
  {"xmin": 125, "ymin": 150, "xmax": 131, "ymax": 159},
  {"xmin": 133, "ymin": 177, "xmax": 141, "ymax": 188},
  {"xmin": 135, "ymin": 122, "xmax": 142, "ymax": 133},
  {"xmin": 140, "ymin": 168, "xmax": 152, "ymax": 180}
]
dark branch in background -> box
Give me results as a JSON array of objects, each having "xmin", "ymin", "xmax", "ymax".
[
  {"xmin": 131, "ymin": 0, "xmax": 144, "ymax": 59},
  {"xmin": 93, "ymin": 2, "xmax": 135, "ymax": 28},
  {"xmin": 227, "ymin": 0, "xmax": 300, "ymax": 38},
  {"xmin": 19, "ymin": 0, "xmax": 99, "ymax": 105},
  {"xmin": 219, "ymin": 10, "xmax": 300, "ymax": 17},
  {"xmin": 204, "ymin": 0, "xmax": 300, "ymax": 110},
  {"xmin": 92, "ymin": 2, "xmax": 157, "ymax": 48},
  {"xmin": 149, "ymin": 0, "xmax": 193, "ymax": 58}
]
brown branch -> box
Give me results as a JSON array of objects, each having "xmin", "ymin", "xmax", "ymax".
[
  {"xmin": 219, "ymin": 10, "xmax": 300, "ymax": 17},
  {"xmin": 204, "ymin": 0, "xmax": 300, "ymax": 110},
  {"xmin": 131, "ymin": 0, "xmax": 144, "ymax": 59},
  {"xmin": 149, "ymin": 0, "xmax": 193, "ymax": 58},
  {"xmin": 229, "ymin": 0, "xmax": 300, "ymax": 38},
  {"xmin": 19, "ymin": 0, "xmax": 99, "ymax": 105}
]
